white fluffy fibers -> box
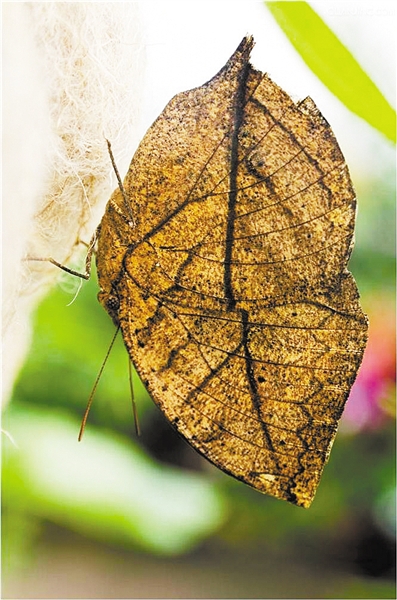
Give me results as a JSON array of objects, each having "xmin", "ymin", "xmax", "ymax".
[{"xmin": 2, "ymin": 3, "xmax": 144, "ymax": 404}]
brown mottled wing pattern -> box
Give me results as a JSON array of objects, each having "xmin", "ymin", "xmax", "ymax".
[{"xmin": 96, "ymin": 36, "xmax": 368, "ymax": 507}]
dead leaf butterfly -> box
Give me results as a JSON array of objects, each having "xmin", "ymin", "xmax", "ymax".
[{"xmin": 62, "ymin": 36, "xmax": 370, "ymax": 507}]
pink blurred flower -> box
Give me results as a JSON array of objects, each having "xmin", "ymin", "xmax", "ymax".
[{"xmin": 341, "ymin": 300, "xmax": 395, "ymax": 433}]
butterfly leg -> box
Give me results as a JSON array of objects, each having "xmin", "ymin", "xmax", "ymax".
[{"xmin": 24, "ymin": 225, "xmax": 101, "ymax": 280}]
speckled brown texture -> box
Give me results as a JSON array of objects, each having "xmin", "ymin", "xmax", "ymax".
[{"xmin": 96, "ymin": 36, "xmax": 368, "ymax": 507}]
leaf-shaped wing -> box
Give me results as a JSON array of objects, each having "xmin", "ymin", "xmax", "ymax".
[{"xmin": 96, "ymin": 36, "xmax": 368, "ymax": 507}]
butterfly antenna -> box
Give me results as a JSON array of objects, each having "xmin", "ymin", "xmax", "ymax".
[
  {"xmin": 129, "ymin": 359, "xmax": 141, "ymax": 436},
  {"xmin": 78, "ymin": 325, "xmax": 120, "ymax": 441},
  {"xmin": 106, "ymin": 139, "xmax": 136, "ymax": 227}
]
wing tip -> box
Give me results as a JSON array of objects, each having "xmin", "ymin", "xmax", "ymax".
[{"xmin": 230, "ymin": 34, "xmax": 255, "ymax": 66}]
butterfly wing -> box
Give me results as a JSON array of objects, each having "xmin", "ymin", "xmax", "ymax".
[{"xmin": 96, "ymin": 36, "xmax": 368, "ymax": 507}]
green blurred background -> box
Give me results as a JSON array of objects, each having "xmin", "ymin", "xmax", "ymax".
[{"xmin": 2, "ymin": 3, "xmax": 395, "ymax": 598}]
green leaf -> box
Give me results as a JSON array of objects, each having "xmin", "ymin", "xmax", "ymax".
[
  {"xmin": 265, "ymin": 1, "xmax": 396, "ymax": 143},
  {"xmin": 2, "ymin": 403, "xmax": 226, "ymax": 555}
]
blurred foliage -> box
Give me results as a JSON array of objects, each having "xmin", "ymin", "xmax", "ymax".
[
  {"xmin": 2, "ymin": 402, "xmax": 226, "ymax": 556},
  {"xmin": 2, "ymin": 4, "xmax": 396, "ymax": 599},
  {"xmin": 265, "ymin": 1, "xmax": 396, "ymax": 143},
  {"xmin": 351, "ymin": 166, "xmax": 396, "ymax": 297}
]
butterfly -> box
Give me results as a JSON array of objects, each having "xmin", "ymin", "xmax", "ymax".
[{"xmin": 65, "ymin": 36, "xmax": 368, "ymax": 507}]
